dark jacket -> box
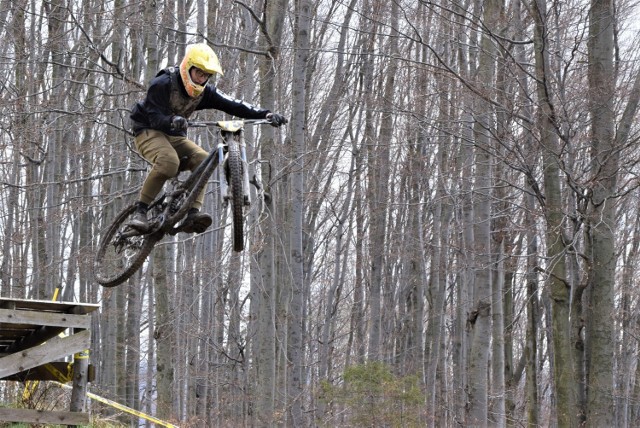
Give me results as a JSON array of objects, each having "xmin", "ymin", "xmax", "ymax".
[{"xmin": 130, "ymin": 67, "xmax": 270, "ymax": 137}]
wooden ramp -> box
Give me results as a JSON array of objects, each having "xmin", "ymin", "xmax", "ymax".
[{"xmin": 0, "ymin": 296, "xmax": 99, "ymax": 425}]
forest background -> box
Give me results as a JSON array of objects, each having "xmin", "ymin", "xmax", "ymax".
[{"xmin": 1, "ymin": 0, "xmax": 640, "ymax": 426}]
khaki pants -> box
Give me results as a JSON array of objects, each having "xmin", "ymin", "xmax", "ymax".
[{"xmin": 134, "ymin": 129, "xmax": 208, "ymax": 210}]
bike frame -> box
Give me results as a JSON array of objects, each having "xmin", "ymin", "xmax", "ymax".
[{"xmin": 125, "ymin": 119, "xmax": 266, "ymax": 237}]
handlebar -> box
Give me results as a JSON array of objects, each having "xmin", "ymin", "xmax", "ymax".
[{"xmin": 188, "ymin": 119, "xmax": 272, "ymax": 128}]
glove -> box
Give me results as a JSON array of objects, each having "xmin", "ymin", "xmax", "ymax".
[
  {"xmin": 171, "ymin": 115, "xmax": 188, "ymax": 131},
  {"xmin": 266, "ymin": 113, "xmax": 287, "ymax": 127}
]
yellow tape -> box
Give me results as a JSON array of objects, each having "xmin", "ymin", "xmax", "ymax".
[
  {"xmin": 54, "ymin": 382, "xmax": 179, "ymax": 428},
  {"xmin": 22, "ymin": 380, "xmax": 37, "ymax": 402},
  {"xmin": 44, "ymin": 363, "xmax": 72, "ymax": 383},
  {"xmin": 75, "ymin": 349, "xmax": 90, "ymax": 359}
]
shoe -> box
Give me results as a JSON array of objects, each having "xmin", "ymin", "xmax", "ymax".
[
  {"xmin": 182, "ymin": 209, "xmax": 213, "ymax": 234},
  {"xmin": 128, "ymin": 205, "xmax": 150, "ymax": 232}
]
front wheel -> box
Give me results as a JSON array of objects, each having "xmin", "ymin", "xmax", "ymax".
[
  {"xmin": 227, "ymin": 144, "xmax": 245, "ymax": 251},
  {"xmin": 94, "ymin": 204, "xmax": 160, "ymax": 287}
]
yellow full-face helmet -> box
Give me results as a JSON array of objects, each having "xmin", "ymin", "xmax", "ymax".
[{"xmin": 179, "ymin": 43, "xmax": 224, "ymax": 98}]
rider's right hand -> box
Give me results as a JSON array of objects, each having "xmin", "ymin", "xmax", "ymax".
[{"xmin": 171, "ymin": 115, "xmax": 188, "ymax": 131}]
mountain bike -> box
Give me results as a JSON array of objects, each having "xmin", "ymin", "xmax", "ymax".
[{"xmin": 94, "ymin": 119, "xmax": 269, "ymax": 287}]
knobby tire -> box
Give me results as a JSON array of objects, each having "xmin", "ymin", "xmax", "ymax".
[
  {"xmin": 227, "ymin": 142, "xmax": 245, "ymax": 252},
  {"xmin": 94, "ymin": 204, "xmax": 160, "ymax": 287}
]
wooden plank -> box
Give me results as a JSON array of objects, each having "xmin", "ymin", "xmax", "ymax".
[
  {"xmin": 0, "ymin": 297, "xmax": 100, "ymax": 314},
  {"xmin": 2, "ymin": 363, "xmax": 95, "ymax": 383},
  {"xmin": 0, "ymin": 323, "xmax": 39, "ymax": 332},
  {"xmin": 2, "ymin": 362, "xmax": 71, "ymax": 382},
  {"xmin": 0, "ymin": 328, "xmax": 35, "ymax": 339},
  {"xmin": 2, "ymin": 326, "xmax": 67, "ymax": 354},
  {"xmin": 0, "ymin": 330, "xmax": 90, "ymax": 379},
  {"xmin": 0, "ymin": 408, "xmax": 89, "ymax": 425},
  {"xmin": 0, "ymin": 308, "xmax": 91, "ymax": 329}
]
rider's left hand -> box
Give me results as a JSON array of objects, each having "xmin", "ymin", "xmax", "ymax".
[{"xmin": 266, "ymin": 113, "xmax": 288, "ymax": 127}]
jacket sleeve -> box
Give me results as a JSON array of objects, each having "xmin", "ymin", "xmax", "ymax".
[
  {"xmin": 143, "ymin": 76, "xmax": 175, "ymax": 131},
  {"xmin": 199, "ymin": 86, "xmax": 270, "ymax": 119}
]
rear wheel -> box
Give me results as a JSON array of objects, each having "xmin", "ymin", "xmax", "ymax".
[
  {"xmin": 227, "ymin": 142, "xmax": 245, "ymax": 251},
  {"xmin": 94, "ymin": 204, "xmax": 160, "ymax": 287}
]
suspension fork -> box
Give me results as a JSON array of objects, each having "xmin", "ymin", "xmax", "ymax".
[
  {"xmin": 217, "ymin": 133, "xmax": 229, "ymax": 203},
  {"xmin": 238, "ymin": 131, "xmax": 251, "ymax": 206},
  {"xmin": 218, "ymin": 130, "xmax": 251, "ymax": 206}
]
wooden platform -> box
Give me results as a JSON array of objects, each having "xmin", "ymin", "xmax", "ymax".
[{"xmin": 0, "ymin": 296, "xmax": 100, "ymax": 425}]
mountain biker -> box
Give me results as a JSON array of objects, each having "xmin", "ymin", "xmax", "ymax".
[{"xmin": 129, "ymin": 43, "xmax": 287, "ymax": 233}]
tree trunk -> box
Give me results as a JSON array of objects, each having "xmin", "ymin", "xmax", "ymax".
[
  {"xmin": 465, "ymin": 0, "xmax": 499, "ymax": 423},
  {"xmin": 253, "ymin": 2, "xmax": 288, "ymax": 424},
  {"xmin": 513, "ymin": 1, "xmax": 541, "ymax": 423},
  {"xmin": 287, "ymin": 1, "xmax": 310, "ymax": 424},
  {"xmin": 453, "ymin": 2, "xmax": 476, "ymax": 423},
  {"xmin": 530, "ymin": 0, "xmax": 578, "ymax": 425},
  {"xmin": 367, "ymin": 0, "xmax": 396, "ymax": 362},
  {"xmin": 585, "ymin": 0, "xmax": 617, "ymax": 423},
  {"xmin": 125, "ymin": 270, "xmax": 143, "ymax": 415},
  {"xmin": 490, "ymin": 242, "xmax": 506, "ymax": 427},
  {"xmin": 154, "ymin": 248, "xmax": 175, "ymax": 420},
  {"xmin": 2, "ymin": 0, "xmax": 27, "ymax": 296},
  {"xmin": 525, "ymin": 191, "xmax": 540, "ymax": 427},
  {"xmin": 425, "ymin": 14, "xmax": 451, "ymax": 422}
]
